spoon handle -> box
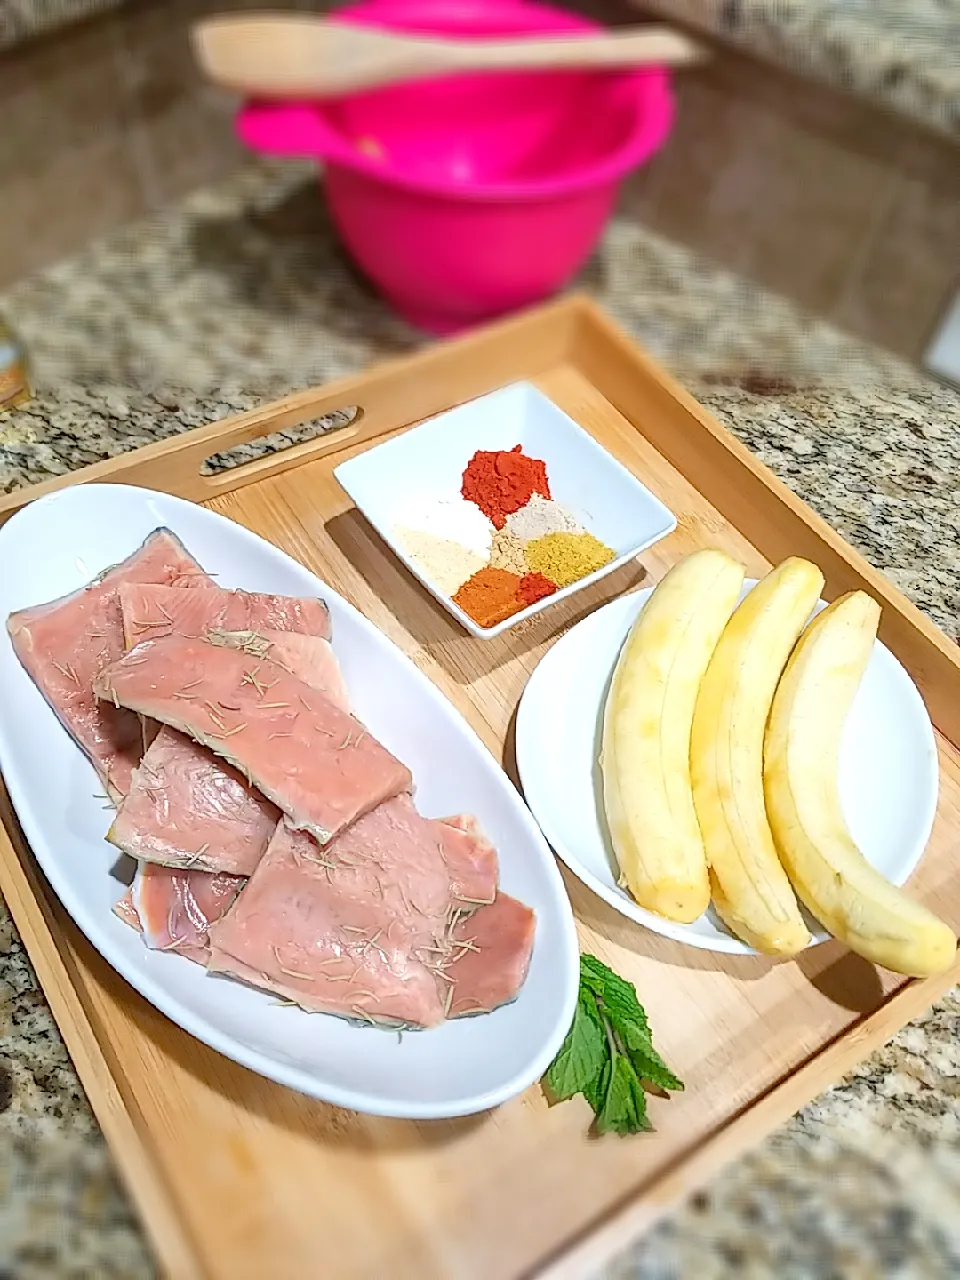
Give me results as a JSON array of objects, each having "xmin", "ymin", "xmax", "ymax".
[{"xmin": 435, "ymin": 28, "xmax": 704, "ymax": 74}]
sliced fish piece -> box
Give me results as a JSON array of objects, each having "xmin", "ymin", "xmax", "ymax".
[
  {"xmin": 6, "ymin": 529, "xmax": 208, "ymax": 801},
  {"xmin": 207, "ymin": 796, "xmax": 503, "ymax": 1026},
  {"xmin": 446, "ymin": 894, "xmax": 537, "ymax": 1017},
  {"xmin": 109, "ymin": 725, "xmax": 279, "ymax": 876},
  {"xmin": 94, "ymin": 634, "xmax": 412, "ymax": 844},
  {"xmin": 119, "ymin": 583, "xmax": 330, "ymax": 648},
  {"xmin": 108, "ymin": 632, "xmax": 351, "ymax": 875},
  {"xmin": 437, "ymin": 814, "xmax": 500, "ymax": 905},
  {"xmin": 113, "ymin": 889, "xmax": 142, "ymax": 931},
  {"xmin": 113, "ymin": 863, "xmax": 244, "ymax": 963}
]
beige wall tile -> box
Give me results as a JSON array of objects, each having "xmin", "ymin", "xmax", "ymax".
[
  {"xmin": 0, "ymin": 16, "xmax": 127, "ymax": 172},
  {"xmin": 0, "ymin": 132, "xmax": 144, "ymax": 287},
  {"xmin": 115, "ymin": 0, "xmax": 244, "ymax": 206},
  {"xmin": 834, "ymin": 171, "xmax": 960, "ymax": 360},
  {"xmin": 725, "ymin": 110, "xmax": 893, "ymax": 313},
  {"xmin": 635, "ymin": 65, "xmax": 893, "ymax": 312},
  {"xmin": 627, "ymin": 71, "xmax": 764, "ymax": 272}
]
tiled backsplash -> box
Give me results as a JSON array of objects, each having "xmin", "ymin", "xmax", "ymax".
[{"xmin": 1, "ymin": 0, "xmax": 957, "ymax": 363}]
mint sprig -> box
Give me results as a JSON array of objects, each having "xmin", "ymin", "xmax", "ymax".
[{"xmin": 544, "ymin": 954, "xmax": 682, "ymax": 1135}]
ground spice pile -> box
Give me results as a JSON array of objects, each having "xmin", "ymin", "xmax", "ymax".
[
  {"xmin": 525, "ymin": 531, "xmax": 616, "ymax": 589},
  {"xmin": 392, "ymin": 443, "xmax": 617, "ymax": 630},
  {"xmin": 461, "ymin": 445, "xmax": 550, "ymax": 529},
  {"xmin": 488, "ymin": 528, "xmax": 528, "ymax": 575}
]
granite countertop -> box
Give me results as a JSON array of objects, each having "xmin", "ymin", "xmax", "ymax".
[
  {"xmin": 2, "ymin": 159, "xmax": 960, "ymax": 1279},
  {"xmin": 641, "ymin": 0, "xmax": 960, "ymax": 140}
]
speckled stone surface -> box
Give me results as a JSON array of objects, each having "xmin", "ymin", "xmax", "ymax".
[
  {"xmin": 1, "ymin": 159, "xmax": 960, "ymax": 1278},
  {"xmin": 639, "ymin": 0, "xmax": 960, "ymax": 140},
  {"xmin": 0, "ymin": 0, "xmax": 113, "ymax": 50}
]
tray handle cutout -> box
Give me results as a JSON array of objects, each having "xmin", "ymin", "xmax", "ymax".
[{"xmin": 200, "ymin": 406, "xmax": 360, "ymax": 476}]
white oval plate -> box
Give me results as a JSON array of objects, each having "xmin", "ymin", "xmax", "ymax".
[
  {"xmin": 0, "ymin": 483, "xmax": 579, "ymax": 1117},
  {"xmin": 516, "ymin": 583, "xmax": 939, "ymax": 955}
]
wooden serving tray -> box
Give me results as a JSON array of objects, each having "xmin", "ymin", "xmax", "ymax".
[{"xmin": 2, "ymin": 297, "xmax": 959, "ymax": 1280}]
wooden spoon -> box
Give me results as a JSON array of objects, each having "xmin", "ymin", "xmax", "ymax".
[{"xmin": 192, "ymin": 13, "xmax": 704, "ymax": 99}]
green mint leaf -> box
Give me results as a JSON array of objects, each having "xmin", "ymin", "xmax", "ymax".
[
  {"xmin": 595, "ymin": 1053, "xmax": 651, "ymax": 1135},
  {"xmin": 626, "ymin": 1040, "xmax": 684, "ymax": 1093},
  {"xmin": 581, "ymin": 954, "xmax": 651, "ymax": 1041},
  {"xmin": 581, "ymin": 955, "xmax": 683, "ymax": 1093},
  {"xmin": 543, "ymin": 955, "xmax": 682, "ymax": 1135},
  {"xmin": 544, "ymin": 987, "xmax": 606, "ymax": 1102},
  {"xmin": 583, "ymin": 1054, "xmax": 610, "ymax": 1114}
]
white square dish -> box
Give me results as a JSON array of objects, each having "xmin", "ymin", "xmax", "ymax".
[{"xmin": 334, "ymin": 382, "xmax": 677, "ymax": 638}]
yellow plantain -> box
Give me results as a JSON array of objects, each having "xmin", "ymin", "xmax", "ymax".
[
  {"xmin": 764, "ymin": 590, "xmax": 956, "ymax": 977},
  {"xmin": 690, "ymin": 557, "xmax": 824, "ymax": 955},
  {"xmin": 601, "ymin": 548, "xmax": 745, "ymax": 923}
]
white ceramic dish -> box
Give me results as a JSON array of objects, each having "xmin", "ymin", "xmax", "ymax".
[
  {"xmin": 334, "ymin": 382, "xmax": 677, "ymax": 638},
  {"xmin": 516, "ymin": 583, "xmax": 939, "ymax": 956},
  {"xmin": 0, "ymin": 483, "xmax": 580, "ymax": 1118}
]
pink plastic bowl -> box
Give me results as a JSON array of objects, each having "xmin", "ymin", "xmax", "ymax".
[{"xmin": 238, "ymin": 0, "xmax": 674, "ymax": 333}]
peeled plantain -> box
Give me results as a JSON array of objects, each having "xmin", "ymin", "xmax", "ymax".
[
  {"xmin": 601, "ymin": 548, "xmax": 745, "ymax": 923},
  {"xmin": 690, "ymin": 557, "xmax": 824, "ymax": 955},
  {"xmin": 764, "ymin": 590, "xmax": 956, "ymax": 977}
]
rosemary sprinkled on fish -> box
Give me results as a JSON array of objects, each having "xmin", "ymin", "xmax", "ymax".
[
  {"xmin": 241, "ymin": 666, "xmax": 267, "ymax": 697},
  {"xmin": 209, "ymin": 722, "xmax": 247, "ymax": 739},
  {"xmin": 209, "ymin": 629, "xmax": 272, "ymax": 660},
  {"xmin": 272, "ymin": 946, "xmax": 316, "ymax": 981}
]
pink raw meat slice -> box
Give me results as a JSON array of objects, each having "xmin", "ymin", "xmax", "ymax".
[
  {"xmin": 119, "ymin": 583, "xmax": 330, "ymax": 648},
  {"xmin": 113, "ymin": 891, "xmax": 142, "ymax": 931},
  {"xmin": 446, "ymin": 894, "xmax": 537, "ymax": 1017},
  {"xmin": 6, "ymin": 529, "xmax": 208, "ymax": 801},
  {"xmin": 107, "ymin": 632, "xmax": 351, "ymax": 875},
  {"xmin": 437, "ymin": 814, "xmax": 500, "ymax": 905},
  {"xmin": 207, "ymin": 796, "xmax": 505, "ymax": 1026},
  {"xmin": 114, "ymin": 863, "xmax": 244, "ymax": 963},
  {"xmin": 123, "ymin": 581, "xmax": 332, "ymax": 756},
  {"xmin": 94, "ymin": 634, "xmax": 411, "ymax": 844}
]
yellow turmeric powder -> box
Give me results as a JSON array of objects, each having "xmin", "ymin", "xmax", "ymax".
[{"xmin": 525, "ymin": 531, "xmax": 615, "ymax": 589}]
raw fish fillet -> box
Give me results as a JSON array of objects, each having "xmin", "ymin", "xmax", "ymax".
[
  {"xmin": 119, "ymin": 583, "xmax": 330, "ymax": 648},
  {"xmin": 113, "ymin": 891, "xmax": 142, "ymax": 931},
  {"xmin": 6, "ymin": 529, "xmax": 208, "ymax": 801},
  {"xmin": 123, "ymin": 582, "xmax": 333, "ymax": 756},
  {"xmin": 446, "ymin": 894, "xmax": 536, "ymax": 1017},
  {"xmin": 94, "ymin": 634, "xmax": 412, "ymax": 844},
  {"xmin": 108, "ymin": 632, "xmax": 351, "ymax": 875},
  {"xmin": 207, "ymin": 796, "xmax": 511, "ymax": 1027},
  {"xmin": 114, "ymin": 863, "xmax": 244, "ymax": 962}
]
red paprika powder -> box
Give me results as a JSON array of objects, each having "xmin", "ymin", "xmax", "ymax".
[
  {"xmin": 516, "ymin": 572, "xmax": 556, "ymax": 608},
  {"xmin": 461, "ymin": 445, "xmax": 551, "ymax": 530}
]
